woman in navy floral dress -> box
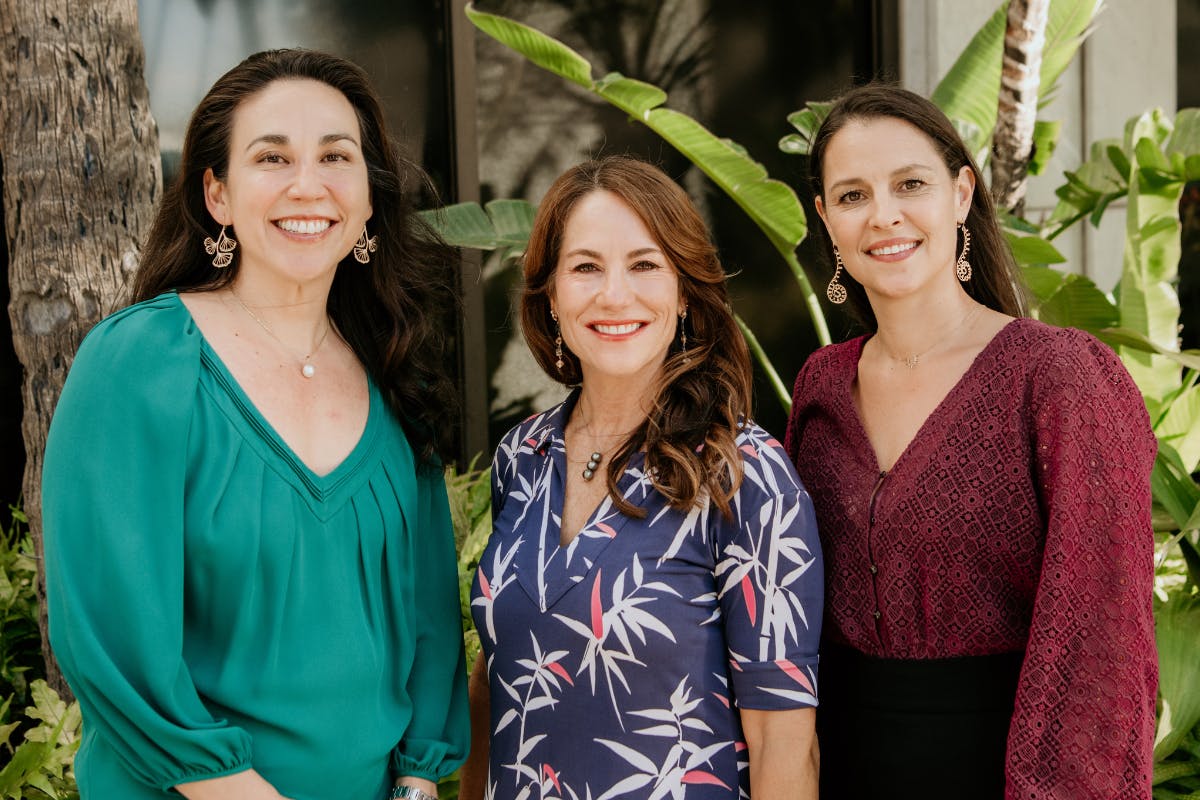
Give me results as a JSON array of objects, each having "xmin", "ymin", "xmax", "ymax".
[{"xmin": 462, "ymin": 157, "xmax": 823, "ymax": 800}]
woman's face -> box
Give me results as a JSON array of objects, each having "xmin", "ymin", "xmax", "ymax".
[
  {"xmin": 815, "ymin": 116, "xmax": 974, "ymax": 304},
  {"xmin": 551, "ymin": 189, "xmax": 682, "ymax": 392},
  {"xmin": 203, "ymin": 78, "xmax": 373, "ymax": 288}
]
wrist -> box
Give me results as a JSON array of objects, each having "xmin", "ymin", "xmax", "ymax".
[{"xmin": 390, "ymin": 786, "xmax": 437, "ymax": 800}]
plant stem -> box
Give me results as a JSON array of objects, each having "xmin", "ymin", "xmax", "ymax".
[
  {"xmin": 736, "ymin": 314, "xmax": 791, "ymax": 412},
  {"xmin": 782, "ymin": 251, "xmax": 831, "ymax": 347}
]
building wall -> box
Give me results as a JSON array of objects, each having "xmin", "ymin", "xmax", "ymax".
[{"xmin": 900, "ymin": 0, "xmax": 1178, "ymax": 291}]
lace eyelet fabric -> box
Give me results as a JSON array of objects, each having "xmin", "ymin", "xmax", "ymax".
[{"xmin": 784, "ymin": 318, "xmax": 1158, "ymax": 798}]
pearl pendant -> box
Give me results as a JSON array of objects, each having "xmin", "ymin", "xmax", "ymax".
[
  {"xmin": 301, "ymin": 363, "xmax": 316, "ymax": 379},
  {"xmin": 582, "ymin": 451, "xmax": 602, "ymax": 481}
]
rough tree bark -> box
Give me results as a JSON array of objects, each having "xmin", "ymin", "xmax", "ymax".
[
  {"xmin": 0, "ymin": 0, "xmax": 160, "ymax": 697},
  {"xmin": 991, "ymin": 0, "xmax": 1051, "ymax": 216}
]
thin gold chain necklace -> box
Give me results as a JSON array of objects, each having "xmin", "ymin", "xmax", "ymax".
[
  {"xmin": 879, "ymin": 302, "xmax": 984, "ymax": 369},
  {"xmin": 228, "ymin": 289, "xmax": 331, "ymax": 379}
]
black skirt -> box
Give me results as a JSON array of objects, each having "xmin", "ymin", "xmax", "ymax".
[{"xmin": 817, "ymin": 642, "xmax": 1023, "ymax": 800}]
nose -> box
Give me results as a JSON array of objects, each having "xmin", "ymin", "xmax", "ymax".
[
  {"xmin": 867, "ymin": 193, "xmax": 902, "ymax": 229},
  {"xmin": 287, "ymin": 160, "xmax": 326, "ymax": 200},
  {"xmin": 597, "ymin": 267, "xmax": 633, "ymax": 307}
]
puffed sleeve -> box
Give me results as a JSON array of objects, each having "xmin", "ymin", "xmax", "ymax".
[
  {"xmin": 716, "ymin": 425, "xmax": 823, "ymax": 709},
  {"xmin": 391, "ymin": 464, "xmax": 471, "ymax": 781},
  {"xmin": 42, "ymin": 297, "xmax": 253, "ymax": 789},
  {"xmin": 1006, "ymin": 330, "xmax": 1157, "ymax": 798}
]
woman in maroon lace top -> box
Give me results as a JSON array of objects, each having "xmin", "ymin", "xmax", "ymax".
[{"xmin": 783, "ymin": 84, "xmax": 1157, "ymax": 799}]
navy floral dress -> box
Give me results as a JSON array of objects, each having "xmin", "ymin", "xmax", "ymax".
[{"xmin": 471, "ymin": 393, "xmax": 823, "ymax": 800}]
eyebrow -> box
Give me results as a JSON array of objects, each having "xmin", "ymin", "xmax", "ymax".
[
  {"xmin": 245, "ymin": 132, "xmax": 359, "ymax": 151},
  {"xmin": 827, "ymin": 162, "xmax": 938, "ymax": 194},
  {"xmin": 563, "ymin": 247, "xmax": 663, "ymax": 259}
]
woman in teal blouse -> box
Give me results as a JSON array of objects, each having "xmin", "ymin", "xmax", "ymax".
[{"xmin": 41, "ymin": 50, "xmax": 468, "ymax": 800}]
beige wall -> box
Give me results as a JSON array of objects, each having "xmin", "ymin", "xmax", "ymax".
[{"xmin": 900, "ymin": 0, "xmax": 1178, "ymax": 290}]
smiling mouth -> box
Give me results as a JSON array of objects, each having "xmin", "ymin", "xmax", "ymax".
[
  {"xmin": 868, "ymin": 241, "xmax": 919, "ymax": 256},
  {"xmin": 275, "ymin": 219, "xmax": 333, "ymax": 235},
  {"xmin": 592, "ymin": 322, "xmax": 644, "ymax": 335}
]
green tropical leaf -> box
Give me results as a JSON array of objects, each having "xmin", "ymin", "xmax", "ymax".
[
  {"xmin": 1022, "ymin": 265, "xmax": 1066, "ymax": 302},
  {"xmin": 932, "ymin": 0, "xmax": 1103, "ymax": 156},
  {"xmin": 1154, "ymin": 593, "xmax": 1200, "ymax": 761},
  {"xmin": 1007, "ymin": 233, "xmax": 1067, "ymax": 266},
  {"xmin": 1036, "ymin": 273, "xmax": 1119, "ymax": 329},
  {"xmin": 464, "ymin": 4, "xmax": 592, "ymax": 89},
  {"xmin": 1029, "ymin": 119, "xmax": 1062, "ymax": 176},
  {"xmin": 465, "ymin": 3, "xmax": 830, "ymax": 346},
  {"xmin": 779, "ymin": 102, "xmax": 831, "ymax": 156},
  {"xmin": 1156, "ymin": 385, "xmax": 1200, "ymax": 473},
  {"xmin": 1152, "ymin": 445, "xmax": 1200, "ymax": 530},
  {"xmin": 1093, "ymin": 328, "xmax": 1200, "ymax": 371},
  {"xmin": 420, "ymin": 200, "xmax": 536, "ymax": 256}
]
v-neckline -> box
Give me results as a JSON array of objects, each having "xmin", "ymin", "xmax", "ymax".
[
  {"xmin": 512, "ymin": 394, "xmax": 641, "ymax": 611},
  {"xmin": 172, "ymin": 292, "xmax": 383, "ymax": 507},
  {"xmin": 845, "ymin": 318, "xmax": 1021, "ymax": 476}
]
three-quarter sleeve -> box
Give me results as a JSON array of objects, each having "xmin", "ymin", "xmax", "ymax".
[
  {"xmin": 42, "ymin": 302, "xmax": 253, "ymax": 789},
  {"xmin": 716, "ymin": 427, "xmax": 823, "ymax": 710},
  {"xmin": 391, "ymin": 466, "xmax": 471, "ymax": 781},
  {"xmin": 1007, "ymin": 330, "xmax": 1158, "ymax": 798}
]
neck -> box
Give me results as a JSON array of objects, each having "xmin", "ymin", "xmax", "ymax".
[
  {"xmin": 572, "ymin": 383, "xmax": 654, "ymax": 442},
  {"xmin": 870, "ymin": 284, "xmax": 979, "ymax": 357},
  {"xmin": 228, "ymin": 273, "xmax": 332, "ymax": 344}
]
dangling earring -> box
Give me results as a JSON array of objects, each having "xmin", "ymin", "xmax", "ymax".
[
  {"xmin": 679, "ymin": 307, "xmax": 689, "ymax": 361},
  {"xmin": 203, "ymin": 226, "xmax": 237, "ymax": 269},
  {"xmin": 353, "ymin": 225, "xmax": 378, "ymax": 264},
  {"xmin": 956, "ymin": 222, "xmax": 972, "ymax": 282},
  {"xmin": 551, "ymin": 309, "xmax": 564, "ymax": 373},
  {"xmin": 826, "ymin": 245, "xmax": 847, "ymax": 304}
]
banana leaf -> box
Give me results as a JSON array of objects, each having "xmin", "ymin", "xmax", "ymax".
[
  {"xmin": 1155, "ymin": 593, "xmax": 1200, "ymax": 761},
  {"xmin": 932, "ymin": 0, "xmax": 1103, "ymax": 157},
  {"xmin": 464, "ymin": 3, "xmax": 831, "ymax": 347}
]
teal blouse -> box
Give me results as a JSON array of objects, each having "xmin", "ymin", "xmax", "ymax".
[{"xmin": 42, "ymin": 292, "xmax": 469, "ymax": 799}]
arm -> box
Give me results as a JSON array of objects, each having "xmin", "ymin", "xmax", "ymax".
[
  {"xmin": 1006, "ymin": 332, "xmax": 1157, "ymax": 798},
  {"xmin": 175, "ymin": 771, "xmax": 292, "ymax": 800},
  {"xmin": 741, "ymin": 707, "xmax": 818, "ymax": 800},
  {"xmin": 389, "ymin": 466, "xmax": 471, "ymax": 786},
  {"xmin": 457, "ymin": 654, "xmax": 491, "ymax": 800},
  {"xmin": 42, "ymin": 302, "xmax": 255, "ymax": 790}
]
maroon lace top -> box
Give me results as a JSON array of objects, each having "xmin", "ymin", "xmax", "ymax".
[{"xmin": 784, "ymin": 318, "xmax": 1157, "ymax": 799}]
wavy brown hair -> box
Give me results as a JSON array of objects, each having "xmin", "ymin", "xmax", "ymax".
[
  {"xmin": 809, "ymin": 83, "xmax": 1028, "ymax": 328},
  {"xmin": 130, "ymin": 49, "xmax": 458, "ymax": 465},
  {"xmin": 521, "ymin": 157, "xmax": 753, "ymax": 518}
]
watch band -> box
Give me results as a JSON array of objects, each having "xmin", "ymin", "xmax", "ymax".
[{"xmin": 390, "ymin": 787, "xmax": 438, "ymax": 800}]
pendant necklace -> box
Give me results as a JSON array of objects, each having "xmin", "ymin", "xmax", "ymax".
[
  {"xmin": 881, "ymin": 302, "xmax": 984, "ymax": 369},
  {"xmin": 572, "ymin": 403, "xmax": 636, "ymax": 481},
  {"xmin": 229, "ymin": 289, "xmax": 331, "ymax": 379}
]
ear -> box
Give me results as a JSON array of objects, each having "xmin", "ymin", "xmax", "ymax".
[
  {"xmin": 202, "ymin": 168, "xmax": 231, "ymax": 226},
  {"xmin": 954, "ymin": 165, "xmax": 976, "ymax": 220},
  {"xmin": 814, "ymin": 194, "xmax": 834, "ymax": 247}
]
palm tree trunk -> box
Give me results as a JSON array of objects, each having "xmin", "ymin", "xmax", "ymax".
[
  {"xmin": 0, "ymin": 0, "xmax": 160, "ymax": 698},
  {"xmin": 991, "ymin": 0, "xmax": 1051, "ymax": 216}
]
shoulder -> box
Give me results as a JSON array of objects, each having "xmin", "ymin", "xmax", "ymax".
[
  {"xmin": 73, "ymin": 291, "xmax": 198, "ymax": 374},
  {"xmin": 733, "ymin": 420, "xmax": 808, "ymax": 498},
  {"xmin": 491, "ymin": 398, "xmax": 568, "ymax": 475},
  {"xmin": 1001, "ymin": 318, "xmax": 1136, "ymax": 396},
  {"xmin": 62, "ymin": 291, "xmax": 202, "ymax": 409},
  {"xmin": 790, "ymin": 336, "xmax": 864, "ymax": 402}
]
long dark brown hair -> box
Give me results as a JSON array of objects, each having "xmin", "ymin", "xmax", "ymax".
[
  {"xmin": 521, "ymin": 157, "xmax": 753, "ymax": 518},
  {"xmin": 809, "ymin": 83, "xmax": 1028, "ymax": 328},
  {"xmin": 130, "ymin": 49, "xmax": 458, "ymax": 464}
]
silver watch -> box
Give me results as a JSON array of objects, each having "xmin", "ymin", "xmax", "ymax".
[{"xmin": 390, "ymin": 787, "xmax": 437, "ymax": 800}]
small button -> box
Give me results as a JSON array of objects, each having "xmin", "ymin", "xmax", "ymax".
[
  {"xmin": 869, "ymin": 564, "xmax": 878, "ymax": 574},
  {"xmin": 873, "ymin": 610, "xmax": 881, "ymax": 619}
]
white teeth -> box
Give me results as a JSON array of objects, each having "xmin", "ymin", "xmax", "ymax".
[
  {"xmin": 869, "ymin": 241, "xmax": 918, "ymax": 256},
  {"xmin": 594, "ymin": 323, "xmax": 641, "ymax": 335},
  {"xmin": 277, "ymin": 219, "xmax": 331, "ymax": 235}
]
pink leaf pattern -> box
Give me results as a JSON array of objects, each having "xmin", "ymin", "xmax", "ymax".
[
  {"xmin": 741, "ymin": 574, "xmax": 756, "ymax": 626},
  {"xmin": 681, "ymin": 770, "xmax": 730, "ymax": 788}
]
